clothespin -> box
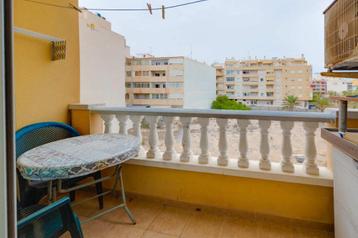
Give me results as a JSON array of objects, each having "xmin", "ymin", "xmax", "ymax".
[
  {"xmin": 162, "ymin": 5, "xmax": 165, "ymax": 19},
  {"xmin": 69, "ymin": 3, "xmax": 82, "ymax": 13},
  {"xmin": 147, "ymin": 3, "xmax": 152, "ymax": 15}
]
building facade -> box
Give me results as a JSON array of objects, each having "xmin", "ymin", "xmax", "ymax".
[
  {"xmin": 311, "ymin": 78, "xmax": 328, "ymax": 95},
  {"xmin": 214, "ymin": 64, "xmax": 225, "ymax": 96},
  {"xmin": 218, "ymin": 57, "xmax": 313, "ymax": 107},
  {"xmin": 326, "ymin": 77, "xmax": 353, "ymax": 94},
  {"xmin": 79, "ymin": 10, "xmax": 130, "ymax": 106},
  {"xmin": 125, "ymin": 56, "xmax": 216, "ymax": 109}
]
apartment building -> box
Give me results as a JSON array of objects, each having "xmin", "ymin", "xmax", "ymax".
[
  {"xmin": 214, "ymin": 64, "xmax": 225, "ymax": 95},
  {"xmin": 311, "ymin": 78, "xmax": 328, "ymax": 95},
  {"xmin": 79, "ymin": 10, "xmax": 130, "ymax": 105},
  {"xmin": 326, "ymin": 77, "xmax": 353, "ymax": 94},
  {"xmin": 219, "ymin": 57, "xmax": 313, "ymax": 107},
  {"xmin": 125, "ymin": 56, "xmax": 216, "ymax": 108}
]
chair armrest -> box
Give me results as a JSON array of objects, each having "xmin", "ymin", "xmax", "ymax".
[{"xmin": 17, "ymin": 197, "xmax": 71, "ymax": 229}]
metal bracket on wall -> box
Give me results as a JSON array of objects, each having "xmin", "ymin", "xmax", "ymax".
[{"xmin": 13, "ymin": 27, "xmax": 66, "ymax": 61}]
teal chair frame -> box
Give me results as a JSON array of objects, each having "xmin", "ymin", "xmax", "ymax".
[
  {"xmin": 18, "ymin": 197, "xmax": 83, "ymax": 238},
  {"xmin": 16, "ymin": 122, "xmax": 104, "ymax": 209}
]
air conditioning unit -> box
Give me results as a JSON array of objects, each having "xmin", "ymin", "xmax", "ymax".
[{"xmin": 324, "ymin": 0, "xmax": 358, "ymax": 70}]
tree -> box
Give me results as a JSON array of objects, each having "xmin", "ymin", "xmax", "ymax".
[
  {"xmin": 312, "ymin": 93, "xmax": 329, "ymax": 112},
  {"xmin": 211, "ymin": 96, "xmax": 251, "ymax": 110},
  {"xmin": 283, "ymin": 95, "xmax": 299, "ymax": 111}
]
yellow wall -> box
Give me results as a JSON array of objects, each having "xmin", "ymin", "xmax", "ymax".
[
  {"xmin": 122, "ymin": 165, "xmax": 334, "ymax": 224},
  {"xmin": 14, "ymin": 0, "xmax": 80, "ymax": 129}
]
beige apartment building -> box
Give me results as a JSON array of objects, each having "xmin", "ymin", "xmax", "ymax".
[
  {"xmin": 125, "ymin": 55, "xmax": 216, "ymax": 108},
  {"xmin": 219, "ymin": 56, "xmax": 313, "ymax": 107},
  {"xmin": 214, "ymin": 64, "xmax": 225, "ymax": 96}
]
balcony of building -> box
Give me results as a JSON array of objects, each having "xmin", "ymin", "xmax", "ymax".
[{"xmin": 64, "ymin": 104, "xmax": 340, "ymax": 237}]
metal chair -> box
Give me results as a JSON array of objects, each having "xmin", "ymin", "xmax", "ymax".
[
  {"xmin": 17, "ymin": 196, "xmax": 83, "ymax": 238},
  {"xmin": 16, "ymin": 122, "xmax": 104, "ymax": 209}
]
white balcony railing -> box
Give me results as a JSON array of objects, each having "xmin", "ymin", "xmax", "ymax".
[{"xmin": 87, "ymin": 106, "xmax": 336, "ymax": 186}]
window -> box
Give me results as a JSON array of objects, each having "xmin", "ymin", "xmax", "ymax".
[
  {"xmin": 143, "ymin": 71, "xmax": 149, "ymax": 76},
  {"xmin": 260, "ymin": 78, "xmax": 264, "ymax": 82},
  {"xmin": 168, "ymin": 93, "xmax": 183, "ymax": 99},
  {"xmin": 134, "ymin": 94, "xmax": 150, "ymax": 99},
  {"xmin": 152, "ymin": 83, "xmax": 166, "ymax": 88},
  {"xmin": 125, "ymin": 83, "xmax": 132, "ymax": 88},
  {"xmin": 226, "ymin": 77, "xmax": 235, "ymax": 82},
  {"xmin": 166, "ymin": 82, "xmax": 183, "ymax": 88},
  {"xmin": 133, "ymin": 83, "xmax": 150, "ymax": 88},
  {"xmin": 225, "ymin": 70, "xmax": 234, "ymax": 75},
  {"xmin": 135, "ymin": 71, "xmax": 142, "ymax": 77},
  {"xmin": 126, "ymin": 71, "xmax": 132, "ymax": 77},
  {"xmin": 152, "ymin": 93, "xmax": 168, "ymax": 99},
  {"xmin": 151, "ymin": 60, "xmax": 169, "ymax": 65}
]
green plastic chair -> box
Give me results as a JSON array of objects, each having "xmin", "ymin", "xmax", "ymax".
[{"xmin": 17, "ymin": 197, "xmax": 83, "ymax": 238}]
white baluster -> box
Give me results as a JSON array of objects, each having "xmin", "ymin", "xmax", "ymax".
[
  {"xmin": 116, "ymin": 114, "xmax": 129, "ymax": 135},
  {"xmin": 303, "ymin": 122, "xmax": 319, "ymax": 175},
  {"xmin": 131, "ymin": 115, "xmax": 144, "ymax": 141},
  {"xmin": 259, "ymin": 120, "xmax": 271, "ymax": 171},
  {"xmin": 100, "ymin": 114, "xmax": 114, "ymax": 133},
  {"xmin": 146, "ymin": 116, "xmax": 160, "ymax": 159},
  {"xmin": 238, "ymin": 119, "xmax": 250, "ymax": 168},
  {"xmin": 280, "ymin": 121, "xmax": 294, "ymax": 173},
  {"xmin": 131, "ymin": 115, "xmax": 144, "ymax": 156},
  {"xmin": 217, "ymin": 118, "xmax": 228, "ymax": 166},
  {"xmin": 163, "ymin": 117, "xmax": 177, "ymax": 161},
  {"xmin": 198, "ymin": 118, "xmax": 210, "ymax": 164},
  {"xmin": 180, "ymin": 117, "xmax": 192, "ymax": 162}
]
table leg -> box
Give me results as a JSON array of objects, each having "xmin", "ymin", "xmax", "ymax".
[
  {"xmin": 118, "ymin": 167, "xmax": 136, "ymax": 224},
  {"xmin": 47, "ymin": 181, "xmax": 53, "ymax": 203}
]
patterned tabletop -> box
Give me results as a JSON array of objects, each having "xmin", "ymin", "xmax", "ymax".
[{"xmin": 17, "ymin": 134, "xmax": 140, "ymax": 181}]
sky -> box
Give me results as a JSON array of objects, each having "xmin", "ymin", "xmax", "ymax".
[{"xmin": 79, "ymin": 0, "xmax": 333, "ymax": 73}]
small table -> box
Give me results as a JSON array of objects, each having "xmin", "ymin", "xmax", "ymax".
[{"xmin": 17, "ymin": 134, "xmax": 140, "ymax": 224}]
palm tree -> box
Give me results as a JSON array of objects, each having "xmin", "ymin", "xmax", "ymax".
[
  {"xmin": 283, "ymin": 95, "xmax": 299, "ymax": 111},
  {"xmin": 312, "ymin": 93, "xmax": 329, "ymax": 112}
]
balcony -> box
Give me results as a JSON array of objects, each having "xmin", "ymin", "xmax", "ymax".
[{"xmin": 68, "ymin": 104, "xmax": 336, "ymax": 236}]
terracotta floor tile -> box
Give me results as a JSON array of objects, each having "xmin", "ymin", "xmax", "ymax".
[
  {"xmin": 97, "ymin": 197, "xmax": 163, "ymax": 229},
  {"xmin": 142, "ymin": 231, "xmax": 178, "ymax": 238},
  {"xmin": 219, "ymin": 216, "xmax": 258, "ymax": 238},
  {"xmin": 148, "ymin": 206, "xmax": 194, "ymax": 236},
  {"xmin": 68, "ymin": 192, "xmax": 333, "ymax": 238},
  {"xmin": 181, "ymin": 211, "xmax": 224, "ymax": 238},
  {"xmin": 256, "ymin": 217, "xmax": 294, "ymax": 238}
]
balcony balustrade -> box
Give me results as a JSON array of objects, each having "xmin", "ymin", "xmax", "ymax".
[{"xmin": 84, "ymin": 106, "xmax": 335, "ymax": 186}]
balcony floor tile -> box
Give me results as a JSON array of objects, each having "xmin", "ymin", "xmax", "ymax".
[{"xmin": 67, "ymin": 190, "xmax": 333, "ymax": 238}]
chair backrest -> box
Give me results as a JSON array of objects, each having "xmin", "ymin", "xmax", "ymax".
[
  {"xmin": 16, "ymin": 122, "xmax": 80, "ymax": 159},
  {"xmin": 17, "ymin": 197, "xmax": 83, "ymax": 238}
]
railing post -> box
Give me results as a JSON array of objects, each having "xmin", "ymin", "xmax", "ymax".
[
  {"xmin": 100, "ymin": 114, "xmax": 114, "ymax": 133},
  {"xmin": 130, "ymin": 115, "xmax": 144, "ymax": 155},
  {"xmin": 217, "ymin": 118, "xmax": 228, "ymax": 166},
  {"xmin": 303, "ymin": 122, "xmax": 319, "ymax": 175},
  {"xmin": 180, "ymin": 117, "xmax": 193, "ymax": 162},
  {"xmin": 163, "ymin": 117, "xmax": 177, "ymax": 161},
  {"xmin": 116, "ymin": 114, "xmax": 129, "ymax": 135},
  {"xmin": 198, "ymin": 118, "xmax": 210, "ymax": 164},
  {"xmin": 146, "ymin": 116, "xmax": 160, "ymax": 159},
  {"xmin": 259, "ymin": 120, "xmax": 271, "ymax": 171},
  {"xmin": 238, "ymin": 119, "xmax": 250, "ymax": 168},
  {"xmin": 280, "ymin": 121, "xmax": 294, "ymax": 173}
]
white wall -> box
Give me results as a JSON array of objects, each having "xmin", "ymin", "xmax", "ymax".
[
  {"xmin": 326, "ymin": 78, "xmax": 352, "ymax": 94},
  {"xmin": 79, "ymin": 11, "xmax": 129, "ymax": 106},
  {"xmin": 183, "ymin": 59, "xmax": 216, "ymax": 109}
]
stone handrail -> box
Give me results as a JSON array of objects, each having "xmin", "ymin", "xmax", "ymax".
[{"xmin": 84, "ymin": 105, "xmax": 336, "ymax": 178}]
